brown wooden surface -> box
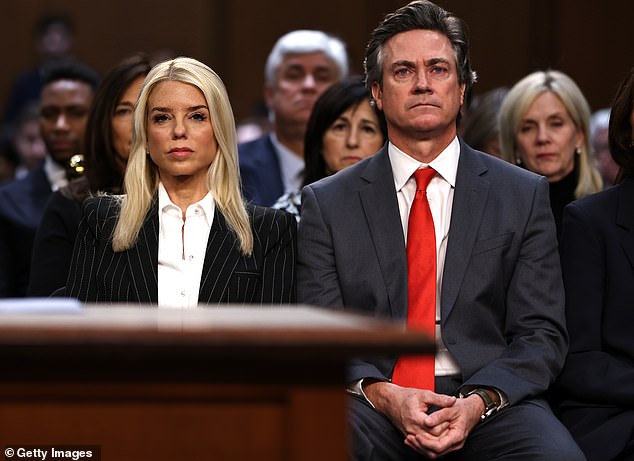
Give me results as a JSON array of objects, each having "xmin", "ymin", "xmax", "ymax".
[{"xmin": 0, "ymin": 305, "xmax": 433, "ymax": 461}]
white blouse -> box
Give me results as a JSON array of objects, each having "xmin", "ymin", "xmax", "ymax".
[{"xmin": 157, "ymin": 182, "xmax": 214, "ymax": 309}]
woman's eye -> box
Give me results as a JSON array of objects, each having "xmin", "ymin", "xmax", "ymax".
[
  {"xmin": 152, "ymin": 114, "xmax": 170, "ymax": 123},
  {"xmin": 331, "ymin": 123, "xmax": 347, "ymax": 131},
  {"xmin": 115, "ymin": 107, "xmax": 132, "ymax": 117},
  {"xmin": 191, "ymin": 112, "xmax": 208, "ymax": 121}
]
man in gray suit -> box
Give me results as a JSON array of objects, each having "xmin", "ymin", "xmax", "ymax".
[{"xmin": 297, "ymin": 1, "xmax": 584, "ymax": 460}]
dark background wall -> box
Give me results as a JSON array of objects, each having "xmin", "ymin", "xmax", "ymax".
[{"xmin": 1, "ymin": 0, "xmax": 631, "ymax": 123}]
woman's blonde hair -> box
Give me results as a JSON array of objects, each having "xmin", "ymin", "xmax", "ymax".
[
  {"xmin": 498, "ymin": 69, "xmax": 602, "ymax": 198},
  {"xmin": 112, "ymin": 57, "xmax": 253, "ymax": 254}
]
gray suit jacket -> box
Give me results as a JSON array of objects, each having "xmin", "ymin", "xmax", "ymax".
[
  {"xmin": 297, "ymin": 140, "xmax": 567, "ymax": 405},
  {"xmin": 66, "ymin": 195, "xmax": 296, "ymax": 304}
]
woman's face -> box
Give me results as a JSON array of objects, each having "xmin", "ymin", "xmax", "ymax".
[
  {"xmin": 322, "ymin": 100, "xmax": 384, "ymax": 175},
  {"xmin": 146, "ymin": 80, "xmax": 217, "ymax": 191},
  {"xmin": 112, "ymin": 76, "xmax": 145, "ymax": 173},
  {"xmin": 514, "ymin": 91, "xmax": 584, "ymax": 182}
]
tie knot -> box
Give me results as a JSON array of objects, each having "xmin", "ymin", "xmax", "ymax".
[{"xmin": 413, "ymin": 168, "xmax": 435, "ymax": 191}]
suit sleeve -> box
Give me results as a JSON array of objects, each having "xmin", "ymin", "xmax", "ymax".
[
  {"xmin": 557, "ymin": 201, "xmax": 634, "ymax": 405},
  {"xmin": 297, "ymin": 185, "xmax": 346, "ymax": 307},
  {"xmin": 298, "ymin": 185, "xmax": 389, "ymax": 383},
  {"xmin": 461, "ymin": 177, "xmax": 568, "ymax": 404},
  {"xmin": 65, "ymin": 199, "xmax": 106, "ymax": 302},
  {"xmin": 257, "ymin": 208, "xmax": 297, "ymax": 303},
  {"xmin": 28, "ymin": 192, "xmax": 81, "ymax": 296}
]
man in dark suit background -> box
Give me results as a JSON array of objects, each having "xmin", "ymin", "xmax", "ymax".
[
  {"xmin": 0, "ymin": 58, "xmax": 97, "ymax": 297},
  {"xmin": 238, "ymin": 29, "xmax": 348, "ymax": 206},
  {"xmin": 297, "ymin": 1, "xmax": 584, "ymax": 460}
]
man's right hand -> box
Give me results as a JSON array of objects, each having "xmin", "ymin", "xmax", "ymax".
[{"xmin": 364, "ymin": 381, "xmax": 476, "ymax": 459}]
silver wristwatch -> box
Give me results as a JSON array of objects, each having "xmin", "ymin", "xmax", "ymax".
[{"xmin": 459, "ymin": 388, "xmax": 499, "ymax": 422}]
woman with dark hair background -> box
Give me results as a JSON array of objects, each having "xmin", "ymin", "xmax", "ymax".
[
  {"xmin": 554, "ymin": 66, "xmax": 634, "ymax": 461},
  {"xmin": 273, "ymin": 78, "xmax": 387, "ymax": 220},
  {"xmin": 28, "ymin": 53, "xmax": 152, "ymax": 296}
]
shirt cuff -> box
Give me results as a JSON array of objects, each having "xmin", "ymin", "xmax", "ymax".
[{"xmin": 346, "ymin": 378, "xmax": 389, "ymax": 409}]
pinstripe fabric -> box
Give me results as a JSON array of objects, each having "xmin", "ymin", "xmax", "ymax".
[{"xmin": 65, "ymin": 195, "xmax": 297, "ymax": 305}]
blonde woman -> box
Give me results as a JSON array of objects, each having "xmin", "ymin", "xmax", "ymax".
[
  {"xmin": 65, "ymin": 57, "xmax": 296, "ymax": 306},
  {"xmin": 499, "ymin": 70, "xmax": 602, "ymax": 237}
]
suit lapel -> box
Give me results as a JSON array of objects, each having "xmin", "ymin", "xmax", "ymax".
[
  {"xmin": 126, "ymin": 199, "xmax": 159, "ymax": 303},
  {"xmin": 441, "ymin": 141, "xmax": 490, "ymax": 321},
  {"xmin": 358, "ymin": 147, "xmax": 409, "ymax": 319},
  {"xmin": 617, "ymin": 178, "xmax": 634, "ymax": 269},
  {"xmin": 198, "ymin": 209, "xmax": 242, "ymax": 303}
]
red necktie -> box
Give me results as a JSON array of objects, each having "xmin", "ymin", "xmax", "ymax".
[{"xmin": 392, "ymin": 167, "xmax": 436, "ymax": 390}]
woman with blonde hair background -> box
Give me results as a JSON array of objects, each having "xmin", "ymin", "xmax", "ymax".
[
  {"xmin": 66, "ymin": 57, "xmax": 296, "ymax": 305},
  {"xmin": 499, "ymin": 70, "xmax": 602, "ymax": 237}
]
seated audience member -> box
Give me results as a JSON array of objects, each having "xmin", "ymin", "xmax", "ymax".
[
  {"xmin": 499, "ymin": 70, "xmax": 602, "ymax": 238},
  {"xmin": 0, "ymin": 58, "xmax": 98, "ymax": 297},
  {"xmin": 273, "ymin": 78, "xmax": 387, "ymax": 220},
  {"xmin": 0, "ymin": 102, "xmax": 47, "ymax": 182},
  {"xmin": 554, "ymin": 66, "xmax": 634, "ymax": 461},
  {"xmin": 65, "ymin": 57, "xmax": 296, "ymax": 306},
  {"xmin": 589, "ymin": 108, "xmax": 620, "ymax": 187},
  {"xmin": 461, "ymin": 86, "xmax": 508, "ymax": 158},
  {"xmin": 28, "ymin": 54, "xmax": 152, "ymax": 296},
  {"xmin": 297, "ymin": 2, "xmax": 584, "ymax": 460},
  {"xmin": 3, "ymin": 12, "xmax": 75, "ymax": 123},
  {"xmin": 239, "ymin": 30, "xmax": 348, "ymax": 206}
]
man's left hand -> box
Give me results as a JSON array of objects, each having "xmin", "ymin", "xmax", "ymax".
[{"xmin": 403, "ymin": 392, "xmax": 484, "ymax": 459}]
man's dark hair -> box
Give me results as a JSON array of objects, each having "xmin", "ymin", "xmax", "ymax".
[
  {"xmin": 364, "ymin": 0, "xmax": 476, "ymax": 93},
  {"xmin": 41, "ymin": 57, "xmax": 99, "ymax": 90}
]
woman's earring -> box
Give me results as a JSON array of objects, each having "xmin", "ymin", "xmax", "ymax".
[
  {"xmin": 574, "ymin": 146, "xmax": 581, "ymax": 156},
  {"xmin": 515, "ymin": 157, "xmax": 523, "ymax": 166}
]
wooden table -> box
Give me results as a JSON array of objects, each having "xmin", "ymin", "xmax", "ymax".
[{"xmin": 0, "ymin": 304, "xmax": 433, "ymax": 461}]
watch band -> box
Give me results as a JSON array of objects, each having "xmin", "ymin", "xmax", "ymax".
[{"xmin": 459, "ymin": 388, "xmax": 499, "ymax": 422}]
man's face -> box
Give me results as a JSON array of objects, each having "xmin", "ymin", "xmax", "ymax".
[
  {"xmin": 39, "ymin": 79, "xmax": 93, "ymax": 164},
  {"xmin": 372, "ymin": 29, "xmax": 465, "ymax": 146},
  {"xmin": 265, "ymin": 51, "xmax": 340, "ymax": 131}
]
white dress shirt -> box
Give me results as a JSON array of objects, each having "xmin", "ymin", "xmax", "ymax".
[
  {"xmin": 157, "ymin": 182, "xmax": 214, "ymax": 309},
  {"xmin": 388, "ymin": 137, "xmax": 461, "ymax": 376},
  {"xmin": 270, "ymin": 132, "xmax": 304, "ymax": 194},
  {"xmin": 43, "ymin": 156, "xmax": 69, "ymax": 191}
]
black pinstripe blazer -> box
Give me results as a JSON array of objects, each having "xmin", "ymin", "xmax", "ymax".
[{"xmin": 65, "ymin": 195, "xmax": 296, "ymax": 304}]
